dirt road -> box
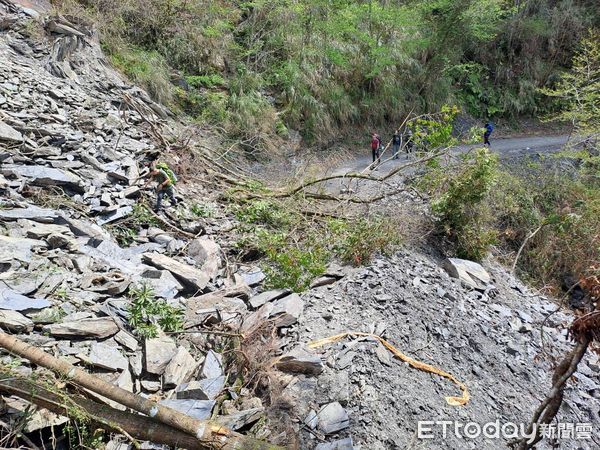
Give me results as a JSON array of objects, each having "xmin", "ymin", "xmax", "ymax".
[{"xmin": 335, "ymin": 134, "xmax": 570, "ymax": 176}]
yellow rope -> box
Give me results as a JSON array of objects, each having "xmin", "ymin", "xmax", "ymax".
[{"xmin": 308, "ymin": 332, "xmax": 470, "ymax": 406}]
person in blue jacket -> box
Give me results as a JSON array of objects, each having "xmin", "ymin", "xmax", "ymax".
[{"xmin": 484, "ymin": 121, "xmax": 494, "ymax": 147}]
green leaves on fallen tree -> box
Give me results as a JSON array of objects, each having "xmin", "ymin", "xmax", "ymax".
[
  {"xmin": 233, "ymin": 196, "xmax": 401, "ymax": 292},
  {"xmin": 430, "ymin": 148, "xmax": 499, "ymax": 260}
]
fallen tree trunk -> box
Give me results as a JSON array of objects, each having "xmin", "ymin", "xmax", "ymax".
[
  {"xmin": 0, "ymin": 332, "xmax": 280, "ymax": 450},
  {"xmin": 0, "ymin": 377, "xmax": 202, "ymax": 449}
]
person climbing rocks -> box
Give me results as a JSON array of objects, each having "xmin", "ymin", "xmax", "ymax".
[
  {"xmin": 371, "ymin": 132, "xmax": 381, "ymax": 165},
  {"xmin": 392, "ymin": 130, "xmax": 401, "ymax": 159},
  {"xmin": 484, "ymin": 121, "xmax": 494, "ymax": 147},
  {"xmin": 143, "ymin": 161, "xmax": 178, "ymax": 212}
]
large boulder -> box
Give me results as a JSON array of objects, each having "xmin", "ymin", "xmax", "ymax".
[
  {"xmin": 242, "ymin": 293, "xmax": 304, "ymax": 332},
  {"xmin": 158, "ymin": 399, "xmax": 215, "ymax": 421},
  {"xmin": 0, "ymin": 205, "xmax": 58, "ymax": 222},
  {"xmin": 176, "ymin": 376, "xmax": 225, "ymax": 401},
  {"xmin": 217, "ymin": 407, "xmax": 264, "ymax": 431},
  {"xmin": 201, "ymin": 350, "xmax": 223, "ymax": 379},
  {"xmin": 443, "ymin": 258, "xmax": 491, "ymax": 290},
  {"xmin": 276, "ymin": 347, "xmax": 324, "ymax": 376},
  {"xmin": 0, "ymin": 288, "xmax": 51, "ymax": 311},
  {"xmin": 0, "ymin": 310, "xmax": 34, "ymax": 332},
  {"xmin": 96, "ymin": 206, "xmax": 133, "ymax": 226},
  {"xmin": 2, "ymin": 165, "xmax": 84, "ymax": 193},
  {"xmin": 138, "ymin": 269, "xmax": 183, "ymax": 300},
  {"xmin": 0, "ymin": 235, "xmax": 47, "ymax": 265},
  {"xmin": 163, "ymin": 346, "xmax": 198, "ymax": 388},
  {"xmin": 248, "ymin": 289, "xmax": 290, "ymax": 310},
  {"xmin": 269, "ymin": 293, "xmax": 304, "ymax": 326},
  {"xmin": 144, "ymin": 336, "xmax": 177, "ymax": 375},
  {"xmin": 87, "ymin": 342, "xmax": 128, "ymax": 371},
  {"xmin": 142, "ymin": 252, "xmax": 210, "ymax": 292},
  {"xmin": 25, "ymin": 223, "xmax": 72, "ymax": 239},
  {"xmin": 317, "ymin": 402, "xmax": 350, "ymax": 434},
  {"xmin": 43, "ymin": 317, "xmax": 119, "ymax": 339},
  {"xmin": 186, "ymin": 293, "xmax": 248, "ymax": 326},
  {"xmin": 187, "ymin": 238, "xmax": 221, "ymax": 280},
  {"xmin": 0, "ymin": 121, "xmax": 23, "ymax": 143}
]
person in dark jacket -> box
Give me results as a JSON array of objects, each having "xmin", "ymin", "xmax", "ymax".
[
  {"xmin": 392, "ymin": 130, "xmax": 401, "ymax": 159},
  {"xmin": 484, "ymin": 121, "xmax": 494, "ymax": 147}
]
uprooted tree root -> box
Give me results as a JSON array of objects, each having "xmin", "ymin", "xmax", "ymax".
[{"xmin": 230, "ymin": 319, "xmax": 299, "ymax": 449}]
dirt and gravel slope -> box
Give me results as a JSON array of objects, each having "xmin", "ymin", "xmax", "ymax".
[{"xmin": 293, "ymin": 252, "xmax": 599, "ymax": 450}]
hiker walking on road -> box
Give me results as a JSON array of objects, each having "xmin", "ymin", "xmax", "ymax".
[
  {"xmin": 371, "ymin": 132, "xmax": 381, "ymax": 164},
  {"xmin": 484, "ymin": 121, "xmax": 494, "ymax": 147},
  {"xmin": 392, "ymin": 130, "xmax": 401, "ymax": 159},
  {"xmin": 402, "ymin": 128, "xmax": 414, "ymax": 154},
  {"xmin": 143, "ymin": 161, "xmax": 178, "ymax": 212}
]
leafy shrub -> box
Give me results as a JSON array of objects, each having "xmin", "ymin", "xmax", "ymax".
[
  {"xmin": 409, "ymin": 105, "xmax": 460, "ymax": 151},
  {"xmin": 424, "ymin": 148, "xmax": 599, "ymax": 290},
  {"xmin": 257, "ymin": 230, "xmax": 327, "ymax": 292},
  {"xmin": 503, "ymin": 175, "xmax": 600, "ymax": 287},
  {"xmin": 191, "ymin": 202, "xmax": 216, "ymax": 218},
  {"xmin": 128, "ymin": 284, "xmax": 183, "ymax": 338},
  {"xmin": 233, "ymin": 191, "xmax": 401, "ymax": 290},
  {"xmin": 109, "ymin": 47, "xmax": 173, "ymax": 104},
  {"xmin": 235, "ymin": 199, "xmax": 295, "ymax": 228},
  {"xmin": 328, "ymin": 217, "xmax": 401, "ymax": 266},
  {"xmin": 185, "ymin": 74, "xmax": 226, "ymax": 89},
  {"xmin": 428, "ymin": 147, "xmax": 499, "ymax": 260}
]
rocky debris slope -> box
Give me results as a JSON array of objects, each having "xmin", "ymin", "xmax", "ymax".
[
  {"xmin": 0, "ymin": 2, "xmax": 598, "ymax": 450},
  {"xmin": 291, "ymin": 254, "xmax": 600, "ymax": 449},
  {"xmin": 0, "ymin": 3, "xmax": 300, "ymax": 448}
]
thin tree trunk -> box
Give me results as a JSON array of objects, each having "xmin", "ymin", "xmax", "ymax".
[
  {"xmin": 0, "ymin": 332, "xmax": 280, "ymax": 450},
  {"xmin": 0, "ymin": 377, "xmax": 203, "ymax": 449},
  {"xmin": 511, "ymin": 223, "xmax": 547, "ymax": 274}
]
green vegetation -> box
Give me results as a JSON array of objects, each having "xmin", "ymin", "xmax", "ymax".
[
  {"xmin": 328, "ymin": 217, "xmax": 401, "ymax": 266},
  {"xmin": 55, "ymin": 0, "xmax": 600, "ymax": 147},
  {"xmin": 191, "ymin": 202, "xmax": 216, "ymax": 218},
  {"xmin": 127, "ymin": 284, "xmax": 184, "ymax": 338},
  {"xmin": 429, "ymin": 148, "xmax": 500, "ymax": 260},
  {"xmin": 109, "ymin": 47, "xmax": 173, "ymax": 104},
  {"xmin": 256, "ymin": 229, "xmax": 328, "ymax": 292},
  {"xmin": 422, "ymin": 148, "xmax": 599, "ymax": 287},
  {"xmin": 420, "ymin": 32, "xmax": 599, "ymax": 288},
  {"xmin": 234, "ymin": 197, "xmax": 401, "ymax": 292},
  {"xmin": 64, "ymin": 419, "xmax": 103, "ymax": 450},
  {"xmin": 185, "ymin": 74, "xmax": 226, "ymax": 89}
]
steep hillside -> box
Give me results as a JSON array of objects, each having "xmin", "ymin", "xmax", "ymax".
[
  {"xmin": 0, "ymin": 2, "xmax": 598, "ymax": 450},
  {"xmin": 53, "ymin": 0, "xmax": 600, "ymax": 147}
]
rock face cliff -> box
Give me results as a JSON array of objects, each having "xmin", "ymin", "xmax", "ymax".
[{"xmin": 0, "ymin": 2, "xmax": 598, "ymax": 450}]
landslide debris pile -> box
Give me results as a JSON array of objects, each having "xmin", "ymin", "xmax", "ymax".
[
  {"xmin": 0, "ymin": 3, "xmax": 312, "ymax": 449},
  {"xmin": 1, "ymin": 2, "xmax": 599, "ymax": 450},
  {"xmin": 295, "ymin": 256, "xmax": 600, "ymax": 450}
]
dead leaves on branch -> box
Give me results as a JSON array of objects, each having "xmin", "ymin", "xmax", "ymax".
[{"xmin": 569, "ymin": 265, "xmax": 600, "ymax": 343}]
